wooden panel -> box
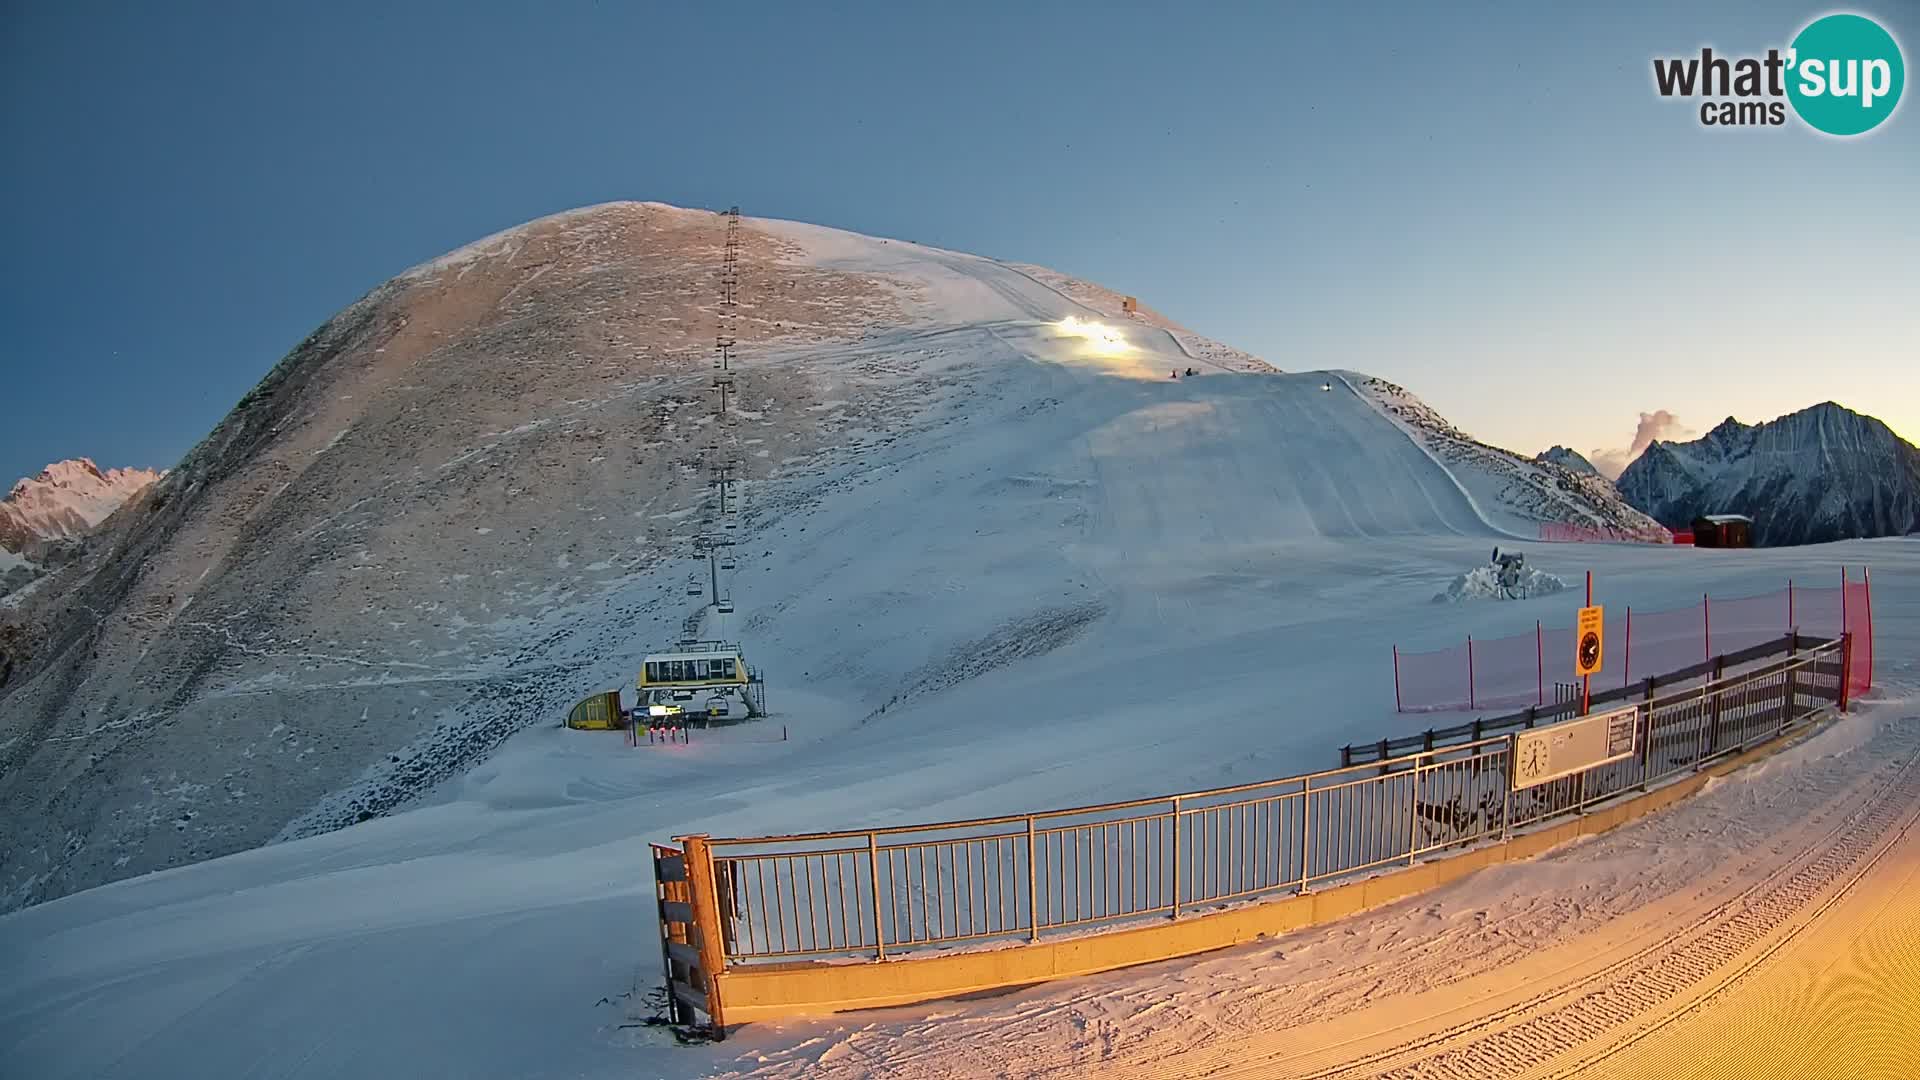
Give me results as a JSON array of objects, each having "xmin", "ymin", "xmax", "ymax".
[
  {"xmin": 661, "ymin": 900, "xmax": 695, "ymax": 924},
  {"xmin": 655, "ymin": 855, "xmax": 686, "ymax": 882},
  {"xmin": 667, "ymin": 941, "xmax": 704, "ymax": 970}
]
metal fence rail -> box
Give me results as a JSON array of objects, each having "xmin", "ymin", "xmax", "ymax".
[
  {"xmin": 1349, "ymin": 632, "xmax": 1834, "ymax": 766},
  {"xmin": 696, "ymin": 638, "xmax": 1849, "ymax": 965}
]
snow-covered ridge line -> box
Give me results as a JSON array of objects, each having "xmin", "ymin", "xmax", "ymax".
[
  {"xmin": 1005, "ymin": 264, "xmax": 1279, "ymax": 374},
  {"xmin": 3, "ymin": 458, "xmax": 164, "ymax": 546},
  {"xmin": 1616, "ymin": 401, "xmax": 1920, "ymax": 546},
  {"xmin": 1347, "ymin": 375, "xmax": 1665, "ymax": 538}
]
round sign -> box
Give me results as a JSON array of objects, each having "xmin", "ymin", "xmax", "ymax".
[{"xmin": 1579, "ymin": 632, "xmax": 1601, "ymax": 672}]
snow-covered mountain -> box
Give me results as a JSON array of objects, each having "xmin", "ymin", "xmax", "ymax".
[
  {"xmin": 1615, "ymin": 402, "xmax": 1920, "ymax": 546},
  {"xmin": 0, "ymin": 458, "xmax": 161, "ymax": 550},
  {"xmin": 1, "ymin": 459, "xmax": 162, "ymax": 601},
  {"xmin": 1352, "ymin": 377, "xmax": 1666, "ymax": 540},
  {"xmin": 1537, "ymin": 445, "xmax": 1600, "ymax": 477},
  {"xmin": 0, "ymin": 201, "xmax": 1667, "ymax": 913}
]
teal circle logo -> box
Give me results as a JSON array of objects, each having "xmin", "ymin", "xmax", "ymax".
[{"xmin": 1786, "ymin": 13, "xmax": 1905, "ymax": 135}]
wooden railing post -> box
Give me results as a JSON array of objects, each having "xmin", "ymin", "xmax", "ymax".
[{"xmin": 681, "ymin": 835, "xmax": 729, "ymax": 1037}]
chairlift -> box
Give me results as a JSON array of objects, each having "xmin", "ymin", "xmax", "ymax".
[
  {"xmin": 716, "ymin": 597, "xmax": 735, "ymax": 614},
  {"xmin": 685, "ymin": 582, "xmax": 703, "ymax": 596},
  {"xmin": 719, "ymin": 556, "xmax": 737, "ymax": 570}
]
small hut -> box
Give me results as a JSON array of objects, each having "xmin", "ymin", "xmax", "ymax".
[{"xmin": 1691, "ymin": 513, "xmax": 1754, "ymax": 548}]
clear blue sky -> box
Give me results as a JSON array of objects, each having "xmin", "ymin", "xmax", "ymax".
[{"xmin": 3, "ymin": 1, "xmax": 1915, "ymax": 486}]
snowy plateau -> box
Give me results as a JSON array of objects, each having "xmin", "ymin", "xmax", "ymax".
[{"xmin": 0, "ymin": 202, "xmax": 1913, "ymax": 1080}]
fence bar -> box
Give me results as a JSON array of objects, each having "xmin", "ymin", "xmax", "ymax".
[
  {"xmin": 1624, "ymin": 606, "xmax": 1632, "ymax": 689},
  {"xmin": 1864, "ymin": 567, "xmax": 1874, "ymax": 687},
  {"xmin": 1704, "ymin": 593, "xmax": 1712, "ymax": 664},
  {"xmin": 867, "ymin": 833, "xmax": 885, "ymax": 959},
  {"xmin": 1298, "ymin": 783, "xmax": 1313, "ymax": 891},
  {"xmin": 690, "ymin": 641, "xmax": 1843, "ymax": 966},
  {"xmin": 1468, "ymin": 635, "xmax": 1476, "ymax": 710},
  {"xmin": 1393, "ymin": 645, "xmax": 1402, "ymax": 712}
]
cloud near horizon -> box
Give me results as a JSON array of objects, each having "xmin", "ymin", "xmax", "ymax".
[{"xmin": 1590, "ymin": 410, "xmax": 1693, "ymax": 479}]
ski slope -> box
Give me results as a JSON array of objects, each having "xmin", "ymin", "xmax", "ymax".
[{"xmin": 2, "ymin": 213, "xmax": 1909, "ymax": 1079}]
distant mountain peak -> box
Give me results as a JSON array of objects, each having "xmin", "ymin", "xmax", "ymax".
[
  {"xmin": 1537, "ymin": 446, "xmax": 1600, "ymax": 477},
  {"xmin": 1615, "ymin": 402, "xmax": 1919, "ymax": 546},
  {"xmin": 2, "ymin": 457, "xmax": 164, "ymax": 554}
]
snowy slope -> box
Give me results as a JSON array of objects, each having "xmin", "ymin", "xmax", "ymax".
[
  {"xmin": 6, "ymin": 202, "xmax": 1885, "ymax": 1080},
  {"xmin": 1006, "ymin": 263, "xmax": 1279, "ymax": 375},
  {"xmin": 1616, "ymin": 402, "xmax": 1920, "ymax": 546},
  {"xmin": 1352, "ymin": 376, "xmax": 1666, "ymax": 540}
]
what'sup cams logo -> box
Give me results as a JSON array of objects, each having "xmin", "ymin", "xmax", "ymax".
[{"xmin": 1654, "ymin": 12, "xmax": 1904, "ymax": 135}]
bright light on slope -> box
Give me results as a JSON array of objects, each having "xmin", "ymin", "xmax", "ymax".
[{"xmin": 1054, "ymin": 316, "xmax": 1133, "ymax": 356}]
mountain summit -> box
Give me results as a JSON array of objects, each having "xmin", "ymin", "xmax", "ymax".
[
  {"xmin": 1536, "ymin": 446, "xmax": 1600, "ymax": 477},
  {"xmin": 1615, "ymin": 401, "xmax": 1920, "ymax": 546},
  {"xmin": 1, "ymin": 458, "xmax": 162, "ymax": 552},
  {"xmin": 0, "ymin": 201, "xmax": 1655, "ymax": 911}
]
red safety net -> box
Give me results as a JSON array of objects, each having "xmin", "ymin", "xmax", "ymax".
[
  {"xmin": 1395, "ymin": 642, "xmax": 1474, "ymax": 712},
  {"xmin": 1845, "ymin": 573, "xmax": 1873, "ymax": 699},
  {"xmin": 1393, "ymin": 574, "xmax": 1873, "ymax": 712}
]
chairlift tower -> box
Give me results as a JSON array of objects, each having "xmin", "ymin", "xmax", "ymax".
[{"xmin": 691, "ymin": 206, "xmax": 749, "ymax": 617}]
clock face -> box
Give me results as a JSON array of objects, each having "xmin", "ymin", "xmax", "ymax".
[
  {"xmin": 1521, "ymin": 742, "xmax": 1549, "ymax": 778},
  {"xmin": 1578, "ymin": 632, "xmax": 1601, "ymax": 672}
]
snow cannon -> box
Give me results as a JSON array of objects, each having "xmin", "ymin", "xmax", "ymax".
[{"xmin": 1490, "ymin": 547, "xmax": 1527, "ymax": 597}]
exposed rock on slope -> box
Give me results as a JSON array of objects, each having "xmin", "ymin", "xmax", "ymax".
[
  {"xmin": 0, "ymin": 202, "xmax": 923, "ymax": 910},
  {"xmin": 1537, "ymin": 446, "xmax": 1599, "ymax": 477},
  {"xmin": 1350, "ymin": 376, "xmax": 1666, "ymax": 539}
]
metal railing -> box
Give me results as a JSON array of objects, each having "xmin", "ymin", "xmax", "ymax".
[
  {"xmin": 690, "ymin": 638, "xmax": 1848, "ymax": 965},
  {"xmin": 1352, "ymin": 632, "xmax": 1833, "ymax": 766}
]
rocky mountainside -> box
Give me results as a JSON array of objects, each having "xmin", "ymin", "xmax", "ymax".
[
  {"xmin": 1615, "ymin": 402, "xmax": 1920, "ymax": 546},
  {"xmin": 1350, "ymin": 377, "xmax": 1667, "ymax": 539},
  {"xmin": 0, "ymin": 202, "xmax": 939, "ymax": 910},
  {"xmin": 1, "ymin": 201, "xmax": 1308, "ymax": 912},
  {"xmin": 0, "ymin": 200, "xmax": 1681, "ymax": 915},
  {"xmin": 1537, "ymin": 445, "xmax": 1599, "ymax": 477}
]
